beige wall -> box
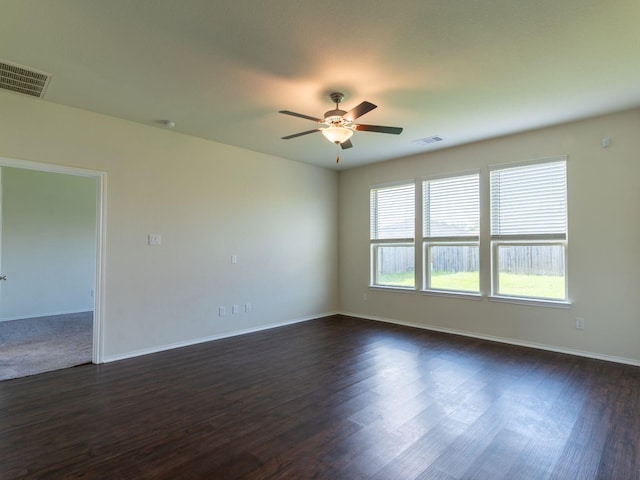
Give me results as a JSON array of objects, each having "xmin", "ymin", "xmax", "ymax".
[
  {"xmin": 0, "ymin": 90, "xmax": 338, "ymax": 360},
  {"xmin": 339, "ymin": 108, "xmax": 640, "ymax": 364}
]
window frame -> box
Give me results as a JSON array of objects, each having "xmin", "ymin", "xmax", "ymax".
[
  {"xmin": 370, "ymin": 241, "xmax": 415, "ymax": 289},
  {"xmin": 422, "ymin": 171, "xmax": 480, "ymax": 295},
  {"xmin": 369, "ymin": 181, "xmax": 416, "ymax": 290},
  {"xmin": 489, "ymin": 157, "xmax": 568, "ymax": 304}
]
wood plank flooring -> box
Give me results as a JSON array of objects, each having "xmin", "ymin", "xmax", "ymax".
[{"xmin": 1, "ymin": 315, "xmax": 638, "ymax": 479}]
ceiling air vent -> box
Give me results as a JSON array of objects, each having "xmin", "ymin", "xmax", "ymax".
[
  {"xmin": 412, "ymin": 136, "xmax": 443, "ymax": 146},
  {"xmin": 0, "ymin": 60, "xmax": 51, "ymax": 98}
]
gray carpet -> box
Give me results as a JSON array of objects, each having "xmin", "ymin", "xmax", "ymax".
[{"xmin": 0, "ymin": 312, "xmax": 93, "ymax": 381}]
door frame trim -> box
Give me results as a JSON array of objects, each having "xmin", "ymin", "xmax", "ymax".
[{"xmin": 0, "ymin": 156, "xmax": 106, "ymax": 364}]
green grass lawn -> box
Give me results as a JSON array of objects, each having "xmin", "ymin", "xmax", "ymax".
[
  {"xmin": 377, "ymin": 271, "xmax": 565, "ymax": 299},
  {"xmin": 376, "ymin": 272, "xmax": 416, "ymax": 287},
  {"xmin": 430, "ymin": 271, "xmax": 478, "ymax": 292},
  {"xmin": 496, "ymin": 272, "xmax": 565, "ymax": 299}
]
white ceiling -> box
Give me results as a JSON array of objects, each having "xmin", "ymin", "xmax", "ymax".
[{"xmin": 2, "ymin": 0, "xmax": 639, "ymax": 170}]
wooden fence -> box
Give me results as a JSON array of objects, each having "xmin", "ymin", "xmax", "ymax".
[{"xmin": 378, "ymin": 245, "xmax": 564, "ymax": 277}]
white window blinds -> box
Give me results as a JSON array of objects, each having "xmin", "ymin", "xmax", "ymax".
[
  {"xmin": 370, "ymin": 183, "xmax": 415, "ymax": 240},
  {"xmin": 490, "ymin": 159, "xmax": 567, "ymax": 237},
  {"xmin": 423, "ymin": 173, "xmax": 479, "ymax": 238}
]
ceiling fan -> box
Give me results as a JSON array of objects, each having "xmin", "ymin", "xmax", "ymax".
[{"xmin": 279, "ymin": 92, "xmax": 403, "ymax": 160}]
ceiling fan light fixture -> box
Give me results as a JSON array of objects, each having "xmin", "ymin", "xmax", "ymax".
[{"xmin": 321, "ymin": 125, "xmax": 353, "ymax": 144}]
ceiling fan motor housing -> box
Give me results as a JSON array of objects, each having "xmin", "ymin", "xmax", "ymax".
[{"xmin": 324, "ymin": 109, "xmax": 348, "ymax": 126}]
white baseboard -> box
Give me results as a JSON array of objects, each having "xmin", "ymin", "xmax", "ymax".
[
  {"xmin": 339, "ymin": 311, "xmax": 640, "ymax": 367},
  {"xmin": 103, "ymin": 311, "xmax": 338, "ymax": 363}
]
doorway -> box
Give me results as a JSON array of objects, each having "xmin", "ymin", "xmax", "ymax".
[{"xmin": 0, "ymin": 156, "xmax": 105, "ymax": 379}]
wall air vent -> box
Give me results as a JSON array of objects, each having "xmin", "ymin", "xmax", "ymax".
[
  {"xmin": 412, "ymin": 136, "xmax": 443, "ymax": 146},
  {"xmin": 0, "ymin": 60, "xmax": 52, "ymax": 98}
]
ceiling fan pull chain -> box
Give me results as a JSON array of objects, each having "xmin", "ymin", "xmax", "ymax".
[{"xmin": 336, "ymin": 143, "xmax": 340, "ymax": 163}]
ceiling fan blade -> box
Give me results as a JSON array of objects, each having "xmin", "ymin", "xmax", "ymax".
[
  {"xmin": 354, "ymin": 124, "xmax": 403, "ymax": 135},
  {"xmin": 340, "ymin": 139, "xmax": 353, "ymax": 150},
  {"xmin": 344, "ymin": 101, "xmax": 377, "ymax": 122},
  {"xmin": 278, "ymin": 110, "xmax": 322, "ymax": 122},
  {"xmin": 281, "ymin": 129, "xmax": 321, "ymax": 140}
]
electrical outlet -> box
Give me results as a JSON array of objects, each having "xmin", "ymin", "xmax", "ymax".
[
  {"xmin": 575, "ymin": 318, "xmax": 585, "ymax": 330},
  {"xmin": 219, "ymin": 306, "xmax": 226, "ymax": 317},
  {"xmin": 232, "ymin": 304, "xmax": 239, "ymax": 315},
  {"xmin": 245, "ymin": 303, "xmax": 252, "ymax": 313}
]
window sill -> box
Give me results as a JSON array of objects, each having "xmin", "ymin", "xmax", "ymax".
[
  {"xmin": 421, "ymin": 289, "xmax": 482, "ymax": 301},
  {"xmin": 488, "ymin": 295, "xmax": 571, "ymax": 309},
  {"xmin": 368, "ymin": 285, "xmax": 416, "ymax": 294}
]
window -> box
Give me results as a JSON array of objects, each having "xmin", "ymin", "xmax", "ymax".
[
  {"xmin": 370, "ymin": 182, "xmax": 415, "ymax": 288},
  {"xmin": 490, "ymin": 158, "xmax": 567, "ymax": 301},
  {"xmin": 423, "ymin": 173, "xmax": 480, "ymax": 293}
]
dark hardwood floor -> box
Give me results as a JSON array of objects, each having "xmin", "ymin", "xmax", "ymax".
[{"xmin": 1, "ymin": 315, "xmax": 638, "ymax": 479}]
